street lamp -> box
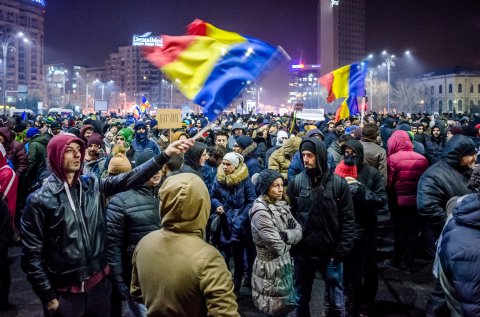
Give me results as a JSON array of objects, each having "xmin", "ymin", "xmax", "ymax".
[
  {"xmin": 1, "ymin": 32, "xmax": 28, "ymax": 115},
  {"xmin": 368, "ymin": 69, "xmax": 377, "ymax": 111},
  {"xmin": 381, "ymin": 51, "xmax": 395, "ymax": 113}
]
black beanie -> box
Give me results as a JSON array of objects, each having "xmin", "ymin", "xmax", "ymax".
[
  {"xmin": 135, "ymin": 151, "xmax": 156, "ymax": 167},
  {"xmin": 300, "ymin": 140, "xmax": 316, "ymax": 155},
  {"xmin": 256, "ymin": 169, "xmax": 284, "ymax": 196}
]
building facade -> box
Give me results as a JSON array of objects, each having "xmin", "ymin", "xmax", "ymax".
[
  {"xmin": 288, "ymin": 63, "xmax": 321, "ymax": 109},
  {"xmin": 0, "ymin": 0, "xmax": 45, "ymax": 102},
  {"xmin": 317, "ymin": 0, "xmax": 365, "ymax": 75},
  {"xmin": 416, "ymin": 69, "xmax": 480, "ymax": 114}
]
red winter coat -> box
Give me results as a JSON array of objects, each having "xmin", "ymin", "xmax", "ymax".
[
  {"xmin": 0, "ymin": 127, "xmax": 28, "ymax": 177},
  {"xmin": 0, "ymin": 145, "xmax": 18, "ymax": 222},
  {"xmin": 387, "ymin": 130, "xmax": 428, "ymax": 206}
]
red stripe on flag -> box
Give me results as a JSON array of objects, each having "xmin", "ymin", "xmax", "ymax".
[
  {"xmin": 143, "ymin": 35, "xmax": 197, "ymax": 68},
  {"xmin": 187, "ymin": 18, "xmax": 208, "ymax": 36},
  {"xmin": 319, "ymin": 72, "xmax": 336, "ymax": 103}
]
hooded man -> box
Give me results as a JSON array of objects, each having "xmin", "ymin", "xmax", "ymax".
[
  {"xmin": 380, "ymin": 116, "xmax": 396, "ymax": 150},
  {"xmin": 131, "ymin": 121, "xmax": 160, "ymax": 156},
  {"xmin": 425, "ymin": 125, "xmax": 446, "ymax": 165},
  {"xmin": 179, "ymin": 142, "xmax": 208, "ymax": 178},
  {"xmin": 0, "ymin": 126, "xmax": 28, "ymax": 178},
  {"xmin": 131, "ymin": 173, "xmax": 239, "ymax": 317},
  {"xmin": 340, "ymin": 140, "xmax": 386, "ymax": 315},
  {"xmin": 287, "ymin": 138, "xmax": 355, "ymax": 317},
  {"xmin": 20, "ymin": 134, "xmax": 193, "ymax": 316},
  {"xmin": 417, "ymin": 134, "xmax": 476, "ymax": 317},
  {"xmin": 24, "ymin": 127, "xmax": 49, "ymax": 193},
  {"xmin": 227, "ymin": 122, "xmax": 245, "ymax": 150}
]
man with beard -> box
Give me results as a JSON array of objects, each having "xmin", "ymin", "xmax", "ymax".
[
  {"xmin": 83, "ymin": 134, "xmax": 106, "ymax": 177},
  {"xmin": 425, "ymin": 125, "xmax": 445, "ymax": 165},
  {"xmin": 287, "ymin": 138, "xmax": 355, "ymax": 317}
]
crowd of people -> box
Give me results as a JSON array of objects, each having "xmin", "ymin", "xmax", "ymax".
[{"xmin": 1, "ymin": 109, "xmax": 480, "ymax": 317}]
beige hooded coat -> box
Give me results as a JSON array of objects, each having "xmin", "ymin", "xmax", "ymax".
[{"xmin": 131, "ymin": 173, "xmax": 239, "ymax": 317}]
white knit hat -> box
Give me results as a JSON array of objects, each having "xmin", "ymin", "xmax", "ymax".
[{"xmin": 222, "ymin": 152, "xmax": 244, "ymax": 168}]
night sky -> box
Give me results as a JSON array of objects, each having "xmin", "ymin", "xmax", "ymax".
[{"xmin": 43, "ymin": 0, "xmax": 480, "ymax": 105}]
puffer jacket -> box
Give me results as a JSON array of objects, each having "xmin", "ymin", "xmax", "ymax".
[
  {"xmin": 268, "ymin": 137, "xmax": 301, "ymax": 179},
  {"xmin": 249, "ymin": 196, "xmax": 302, "ymax": 316},
  {"xmin": 106, "ymin": 186, "xmax": 160, "ymax": 281},
  {"xmin": 287, "ymin": 138, "xmax": 355, "ymax": 262},
  {"xmin": 21, "ymin": 151, "xmax": 170, "ymax": 304},
  {"xmin": 439, "ymin": 193, "xmax": 480, "ymax": 317},
  {"xmin": 24, "ymin": 133, "xmax": 49, "ymax": 188},
  {"xmin": 210, "ymin": 163, "xmax": 257, "ymax": 243},
  {"xmin": 242, "ymin": 142, "xmax": 264, "ymax": 178},
  {"xmin": 202, "ymin": 160, "xmax": 218, "ymax": 194},
  {"xmin": 0, "ymin": 127, "xmax": 28, "ymax": 177},
  {"xmin": 387, "ymin": 130, "xmax": 428, "ymax": 206},
  {"xmin": 417, "ymin": 135, "xmax": 474, "ymax": 225}
]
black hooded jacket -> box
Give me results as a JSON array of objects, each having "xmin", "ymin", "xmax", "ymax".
[
  {"xmin": 380, "ymin": 117, "xmax": 396, "ymax": 150},
  {"xmin": 342, "ymin": 140, "xmax": 387, "ymax": 235},
  {"xmin": 180, "ymin": 142, "xmax": 208, "ymax": 178},
  {"xmin": 287, "ymin": 138, "xmax": 355, "ymax": 262},
  {"xmin": 417, "ymin": 135, "xmax": 475, "ymax": 225}
]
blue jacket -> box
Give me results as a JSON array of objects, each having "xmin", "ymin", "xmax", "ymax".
[
  {"xmin": 439, "ymin": 193, "xmax": 480, "ymax": 317},
  {"xmin": 241, "ymin": 142, "xmax": 264, "ymax": 178},
  {"xmin": 210, "ymin": 163, "xmax": 257, "ymax": 244},
  {"xmin": 201, "ymin": 160, "xmax": 218, "ymax": 194}
]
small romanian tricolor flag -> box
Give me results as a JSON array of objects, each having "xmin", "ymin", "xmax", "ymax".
[
  {"xmin": 143, "ymin": 19, "xmax": 285, "ymax": 120},
  {"xmin": 319, "ymin": 62, "xmax": 368, "ymax": 103}
]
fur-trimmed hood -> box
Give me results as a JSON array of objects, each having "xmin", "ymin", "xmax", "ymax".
[
  {"xmin": 242, "ymin": 142, "xmax": 257, "ymax": 158},
  {"xmin": 216, "ymin": 162, "xmax": 249, "ymax": 187}
]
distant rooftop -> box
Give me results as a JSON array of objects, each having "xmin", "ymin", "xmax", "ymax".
[{"xmin": 420, "ymin": 67, "xmax": 480, "ymax": 78}]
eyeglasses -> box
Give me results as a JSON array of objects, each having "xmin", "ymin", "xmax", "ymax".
[
  {"xmin": 233, "ymin": 144, "xmax": 239, "ymax": 148},
  {"xmin": 117, "ymin": 137, "xmax": 125, "ymax": 141}
]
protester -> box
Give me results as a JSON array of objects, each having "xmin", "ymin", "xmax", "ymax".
[
  {"xmin": 210, "ymin": 152, "xmax": 257, "ymax": 295},
  {"xmin": 106, "ymin": 151, "xmax": 162, "ymax": 317},
  {"xmin": 131, "ymin": 173, "xmax": 239, "ymax": 317},
  {"xmin": 250, "ymin": 169, "xmax": 302, "ymax": 316},
  {"xmin": 287, "ymin": 138, "xmax": 355, "ymax": 316}
]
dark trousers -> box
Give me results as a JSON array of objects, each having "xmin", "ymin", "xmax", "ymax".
[
  {"xmin": 344, "ymin": 237, "xmax": 368, "ymax": 317},
  {"xmin": 391, "ymin": 205, "xmax": 418, "ymax": 266},
  {"xmin": 0, "ymin": 250, "xmax": 11, "ymax": 306},
  {"xmin": 424, "ymin": 222, "xmax": 443, "ymax": 259},
  {"xmin": 232, "ymin": 238, "xmax": 255, "ymax": 282},
  {"xmin": 362, "ymin": 225, "xmax": 378, "ymax": 307},
  {"xmin": 45, "ymin": 278, "xmax": 112, "ymax": 317},
  {"xmin": 293, "ymin": 256, "xmax": 345, "ymax": 317}
]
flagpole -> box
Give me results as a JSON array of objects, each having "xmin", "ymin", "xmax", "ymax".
[{"xmin": 360, "ymin": 96, "xmax": 366, "ymax": 128}]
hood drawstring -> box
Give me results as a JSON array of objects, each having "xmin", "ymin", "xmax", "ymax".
[{"xmin": 64, "ymin": 181, "xmax": 82, "ymax": 213}]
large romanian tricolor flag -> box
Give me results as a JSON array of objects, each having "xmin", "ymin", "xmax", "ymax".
[
  {"xmin": 143, "ymin": 19, "xmax": 284, "ymax": 120},
  {"xmin": 319, "ymin": 62, "xmax": 368, "ymax": 103}
]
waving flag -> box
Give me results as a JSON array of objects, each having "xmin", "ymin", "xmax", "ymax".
[
  {"xmin": 319, "ymin": 62, "xmax": 368, "ymax": 103},
  {"xmin": 133, "ymin": 105, "xmax": 141, "ymax": 119},
  {"xmin": 141, "ymin": 96, "xmax": 150, "ymax": 112},
  {"xmin": 143, "ymin": 19, "xmax": 285, "ymax": 120},
  {"xmin": 335, "ymin": 96, "xmax": 359, "ymax": 121}
]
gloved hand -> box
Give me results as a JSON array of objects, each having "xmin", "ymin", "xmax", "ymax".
[
  {"xmin": 287, "ymin": 218, "xmax": 297, "ymax": 229},
  {"xmin": 111, "ymin": 277, "xmax": 129, "ymax": 301},
  {"xmin": 279, "ymin": 231, "xmax": 288, "ymax": 242}
]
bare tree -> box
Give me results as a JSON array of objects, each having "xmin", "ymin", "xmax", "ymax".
[
  {"xmin": 370, "ymin": 79, "xmax": 389, "ymax": 113},
  {"xmin": 393, "ymin": 79, "xmax": 423, "ymax": 113}
]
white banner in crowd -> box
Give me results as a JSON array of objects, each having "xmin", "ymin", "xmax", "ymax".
[{"xmin": 296, "ymin": 108, "xmax": 325, "ymax": 121}]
